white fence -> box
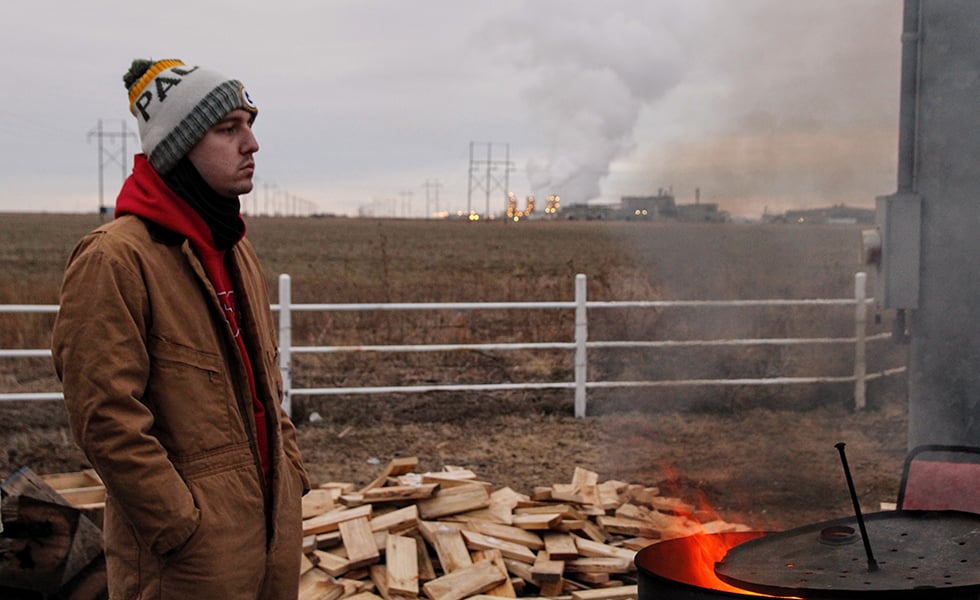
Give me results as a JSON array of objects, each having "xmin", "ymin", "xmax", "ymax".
[{"xmin": 0, "ymin": 272, "xmax": 905, "ymax": 417}]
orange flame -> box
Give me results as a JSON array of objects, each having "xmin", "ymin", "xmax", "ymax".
[{"xmin": 642, "ymin": 467, "xmax": 800, "ymax": 597}]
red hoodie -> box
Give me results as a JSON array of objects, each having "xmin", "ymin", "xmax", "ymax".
[{"xmin": 115, "ymin": 154, "xmax": 271, "ymax": 486}]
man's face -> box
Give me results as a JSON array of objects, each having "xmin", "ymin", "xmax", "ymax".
[{"xmin": 187, "ymin": 109, "xmax": 259, "ymax": 198}]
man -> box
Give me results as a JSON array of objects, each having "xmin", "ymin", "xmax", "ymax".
[{"xmin": 52, "ymin": 58, "xmax": 310, "ymax": 600}]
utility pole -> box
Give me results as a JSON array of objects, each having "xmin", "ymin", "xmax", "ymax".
[
  {"xmin": 467, "ymin": 141, "xmax": 514, "ymax": 220},
  {"xmin": 424, "ymin": 179, "xmax": 443, "ymax": 218},
  {"xmin": 399, "ymin": 190, "xmax": 414, "ymax": 218},
  {"xmin": 88, "ymin": 120, "xmax": 137, "ymax": 221}
]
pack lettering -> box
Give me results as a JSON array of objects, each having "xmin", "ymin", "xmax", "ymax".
[
  {"xmin": 134, "ymin": 91, "xmax": 153, "ymax": 121},
  {"xmin": 171, "ymin": 65, "xmax": 199, "ymax": 77},
  {"xmin": 134, "ymin": 66, "xmax": 200, "ymax": 122}
]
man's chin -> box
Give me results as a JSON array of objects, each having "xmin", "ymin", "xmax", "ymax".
[{"xmin": 233, "ymin": 181, "xmax": 254, "ymax": 196}]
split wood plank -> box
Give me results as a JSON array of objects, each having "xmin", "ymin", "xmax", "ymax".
[
  {"xmin": 421, "ymin": 559, "xmax": 506, "ymax": 600},
  {"xmin": 385, "ymin": 534, "xmax": 418, "ymax": 597},
  {"xmin": 570, "ymin": 467, "xmax": 599, "ymax": 506},
  {"xmin": 570, "ymin": 584, "xmax": 639, "ymax": 600},
  {"xmin": 570, "ymin": 571, "xmax": 611, "ymax": 585},
  {"xmin": 501, "ymin": 558, "xmax": 535, "ymax": 586},
  {"xmin": 369, "ymin": 504, "xmax": 419, "ymax": 534},
  {"xmin": 368, "ymin": 564, "xmax": 391, "ymax": 600},
  {"xmin": 417, "ymin": 482, "xmax": 490, "ymax": 519},
  {"xmin": 514, "ymin": 504, "xmax": 585, "ymax": 520},
  {"xmin": 511, "ymin": 512, "xmax": 562, "ymax": 530},
  {"xmin": 311, "ymin": 549, "xmax": 351, "ymax": 577},
  {"xmin": 594, "ymin": 516, "xmax": 662, "ymax": 540},
  {"xmin": 342, "ymin": 483, "xmax": 439, "ymax": 507},
  {"xmin": 298, "ymin": 567, "xmax": 345, "ymax": 600},
  {"xmin": 339, "ymin": 516, "xmax": 381, "ymax": 569},
  {"xmin": 564, "ymin": 557, "xmax": 632, "ymax": 574},
  {"xmin": 359, "ymin": 457, "xmax": 420, "ymax": 493},
  {"xmin": 461, "ymin": 530, "xmax": 536, "ymax": 564},
  {"xmin": 413, "ymin": 533, "xmax": 437, "ymax": 581},
  {"xmin": 303, "ymin": 489, "xmax": 337, "ymax": 519},
  {"xmin": 543, "ymin": 532, "xmax": 579, "ymax": 560},
  {"xmin": 300, "ymin": 553, "xmax": 315, "ymax": 576},
  {"xmin": 530, "ymin": 551, "xmax": 564, "ymax": 583},
  {"xmin": 463, "ymin": 520, "xmax": 545, "ymax": 551},
  {"xmin": 432, "ymin": 527, "xmax": 473, "ymax": 573},
  {"xmin": 303, "ymin": 504, "xmax": 373, "ymax": 536},
  {"xmin": 571, "ymin": 536, "xmax": 636, "ymax": 563},
  {"xmin": 471, "ymin": 549, "xmax": 517, "ymax": 598}
]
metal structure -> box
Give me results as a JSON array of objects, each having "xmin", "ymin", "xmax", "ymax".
[
  {"xmin": 867, "ymin": 0, "xmax": 980, "ymax": 449},
  {"xmin": 87, "ymin": 120, "xmax": 136, "ymax": 219},
  {"xmin": 466, "ymin": 141, "xmax": 514, "ymax": 219}
]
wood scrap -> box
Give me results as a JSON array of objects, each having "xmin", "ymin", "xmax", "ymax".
[{"xmin": 385, "ymin": 534, "xmax": 418, "ymax": 597}]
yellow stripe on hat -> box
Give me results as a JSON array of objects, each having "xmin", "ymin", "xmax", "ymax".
[{"xmin": 128, "ymin": 59, "xmax": 186, "ymax": 111}]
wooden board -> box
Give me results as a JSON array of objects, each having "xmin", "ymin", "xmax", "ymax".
[
  {"xmin": 303, "ymin": 504, "xmax": 373, "ymax": 536},
  {"xmin": 461, "ymin": 530, "xmax": 536, "ymax": 564},
  {"xmin": 385, "ymin": 534, "xmax": 418, "ymax": 597},
  {"xmin": 421, "ymin": 559, "xmax": 506, "ymax": 600},
  {"xmin": 418, "ymin": 483, "xmax": 490, "ymax": 519},
  {"xmin": 339, "ymin": 516, "xmax": 380, "ymax": 569}
]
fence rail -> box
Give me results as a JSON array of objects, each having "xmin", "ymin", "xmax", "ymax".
[{"xmin": 0, "ymin": 272, "xmax": 905, "ymax": 417}]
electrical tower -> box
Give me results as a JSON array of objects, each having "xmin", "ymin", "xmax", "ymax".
[
  {"xmin": 423, "ymin": 178, "xmax": 443, "ymax": 218},
  {"xmin": 88, "ymin": 120, "xmax": 137, "ymax": 220},
  {"xmin": 467, "ymin": 142, "xmax": 514, "ymax": 219}
]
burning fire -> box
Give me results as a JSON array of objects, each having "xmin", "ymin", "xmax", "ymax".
[
  {"xmin": 639, "ymin": 530, "xmax": 802, "ymax": 598},
  {"xmin": 638, "ymin": 475, "xmax": 801, "ymax": 598}
]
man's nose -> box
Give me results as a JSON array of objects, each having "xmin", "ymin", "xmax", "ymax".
[{"xmin": 243, "ymin": 129, "xmax": 259, "ymax": 154}]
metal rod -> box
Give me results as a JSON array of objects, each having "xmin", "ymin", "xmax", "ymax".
[{"xmin": 835, "ymin": 442, "xmax": 879, "ymax": 572}]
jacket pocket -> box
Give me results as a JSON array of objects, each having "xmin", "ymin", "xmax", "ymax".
[
  {"xmin": 145, "ymin": 334, "xmax": 240, "ymax": 453},
  {"xmin": 159, "ymin": 459, "xmax": 267, "ymax": 598}
]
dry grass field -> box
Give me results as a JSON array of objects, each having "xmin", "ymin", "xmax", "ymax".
[{"xmin": 0, "ymin": 212, "xmax": 909, "ymax": 531}]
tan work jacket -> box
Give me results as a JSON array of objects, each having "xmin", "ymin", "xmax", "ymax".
[{"xmin": 52, "ymin": 215, "xmax": 309, "ymax": 600}]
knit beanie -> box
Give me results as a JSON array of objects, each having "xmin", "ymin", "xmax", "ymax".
[{"xmin": 123, "ymin": 58, "xmax": 258, "ymax": 174}]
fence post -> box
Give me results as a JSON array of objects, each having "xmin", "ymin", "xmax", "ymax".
[
  {"xmin": 574, "ymin": 274, "xmax": 588, "ymax": 418},
  {"xmin": 854, "ymin": 271, "xmax": 867, "ymax": 410},
  {"xmin": 279, "ymin": 273, "xmax": 293, "ymax": 418}
]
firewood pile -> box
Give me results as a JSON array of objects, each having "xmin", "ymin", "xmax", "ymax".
[
  {"xmin": 1, "ymin": 459, "xmax": 752, "ymax": 600},
  {"xmin": 297, "ymin": 457, "xmax": 751, "ymax": 600}
]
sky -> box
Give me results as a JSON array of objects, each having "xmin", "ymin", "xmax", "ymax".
[{"xmin": 0, "ymin": 1, "xmax": 904, "ymax": 220}]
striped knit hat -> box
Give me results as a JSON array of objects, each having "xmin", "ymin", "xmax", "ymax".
[{"xmin": 123, "ymin": 58, "xmax": 258, "ymax": 174}]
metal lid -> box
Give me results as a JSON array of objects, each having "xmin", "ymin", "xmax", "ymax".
[{"xmin": 714, "ymin": 511, "xmax": 980, "ymax": 598}]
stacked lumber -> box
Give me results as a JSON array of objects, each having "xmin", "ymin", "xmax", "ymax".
[{"xmin": 298, "ymin": 459, "xmax": 752, "ymax": 600}]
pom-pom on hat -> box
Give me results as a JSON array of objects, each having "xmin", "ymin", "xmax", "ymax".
[{"xmin": 123, "ymin": 58, "xmax": 258, "ymax": 174}]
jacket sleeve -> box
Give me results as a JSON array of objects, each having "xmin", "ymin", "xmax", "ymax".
[{"xmin": 51, "ymin": 234, "xmax": 200, "ymax": 555}]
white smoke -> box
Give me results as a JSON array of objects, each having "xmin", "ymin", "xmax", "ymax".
[
  {"xmin": 485, "ymin": 2, "xmax": 687, "ymax": 205},
  {"xmin": 482, "ymin": 0, "xmax": 902, "ymax": 215}
]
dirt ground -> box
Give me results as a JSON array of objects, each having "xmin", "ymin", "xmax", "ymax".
[{"xmin": 2, "ymin": 379, "xmax": 909, "ymax": 534}]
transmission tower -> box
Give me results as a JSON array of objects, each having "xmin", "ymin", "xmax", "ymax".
[
  {"xmin": 423, "ymin": 178, "xmax": 443, "ymax": 218},
  {"xmin": 467, "ymin": 142, "xmax": 514, "ymax": 219},
  {"xmin": 88, "ymin": 120, "xmax": 137, "ymax": 220}
]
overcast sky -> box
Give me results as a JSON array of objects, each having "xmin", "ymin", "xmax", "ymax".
[{"xmin": 1, "ymin": 1, "xmax": 903, "ymax": 219}]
